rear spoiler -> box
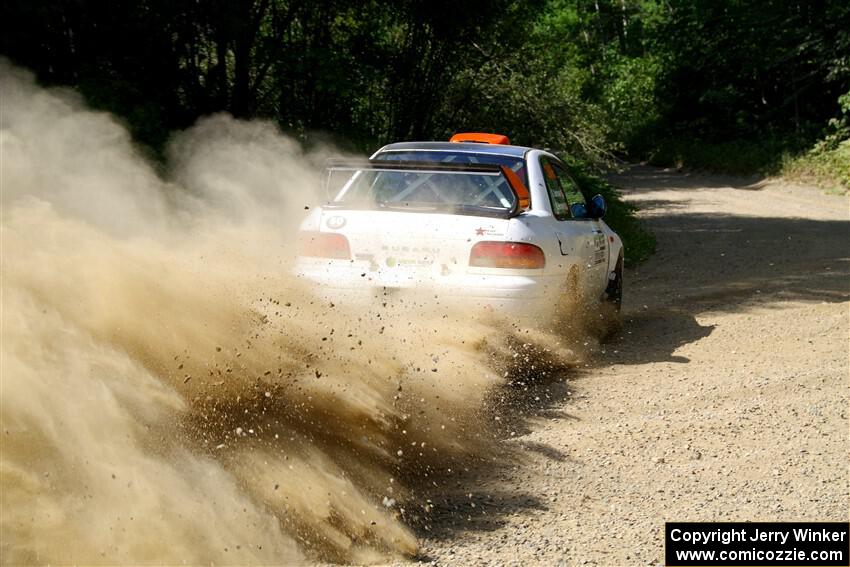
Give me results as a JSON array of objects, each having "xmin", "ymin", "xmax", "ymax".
[{"xmin": 322, "ymin": 159, "xmax": 531, "ymax": 215}]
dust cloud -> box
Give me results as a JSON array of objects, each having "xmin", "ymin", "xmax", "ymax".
[{"xmin": 0, "ymin": 60, "xmax": 590, "ymax": 564}]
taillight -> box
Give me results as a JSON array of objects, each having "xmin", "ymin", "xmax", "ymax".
[
  {"xmin": 469, "ymin": 241, "xmax": 545, "ymax": 269},
  {"xmin": 297, "ymin": 231, "xmax": 351, "ymax": 259}
]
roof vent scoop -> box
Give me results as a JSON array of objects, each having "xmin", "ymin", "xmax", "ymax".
[{"xmin": 449, "ymin": 132, "xmax": 510, "ymax": 145}]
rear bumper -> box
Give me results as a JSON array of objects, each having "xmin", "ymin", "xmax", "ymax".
[{"xmin": 294, "ymin": 259, "xmax": 559, "ymax": 324}]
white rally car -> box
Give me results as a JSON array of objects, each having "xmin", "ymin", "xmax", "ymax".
[{"xmin": 296, "ymin": 133, "xmax": 623, "ymax": 326}]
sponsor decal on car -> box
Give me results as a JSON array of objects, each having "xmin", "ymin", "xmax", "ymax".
[
  {"xmin": 474, "ymin": 226, "xmax": 501, "ymax": 236},
  {"xmin": 326, "ymin": 215, "xmax": 346, "ymax": 229}
]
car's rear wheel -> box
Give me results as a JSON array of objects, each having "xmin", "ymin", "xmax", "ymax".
[{"xmin": 605, "ymin": 256, "xmax": 623, "ymax": 312}]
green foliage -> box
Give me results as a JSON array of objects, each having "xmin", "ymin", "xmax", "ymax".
[
  {"xmin": 647, "ymin": 138, "xmax": 798, "ymax": 175},
  {"xmin": 4, "ymin": 0, "xmax": 849, "ymax": 261},
  {"xmin": 650, "ymin": 0, "xmax": 850, "ymax": 142},
  {"xmin": 781, "ymin": 141, "xmax": 850, "ymax": 192},
  {"xmin": 780, "ymin": 91, "xmax": 850, "ymax": 191},
  {"xmin": 814, "ymin": 91, "xmax": 850, "ymax": 152},
  {"xmin": 648, "ymin": 90, "xmax": 850, "ymax": 191},
  {"xmin": 599, "ymin": 54, "xmax": 661, "ymax": 153}
]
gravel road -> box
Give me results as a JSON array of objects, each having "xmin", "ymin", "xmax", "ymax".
[{"xmin": 414, "ymin": 166, "xmax": 850, "ymax": 566}]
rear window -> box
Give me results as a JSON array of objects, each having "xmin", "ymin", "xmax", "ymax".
[
  {"xmin": 333, "ymin": 166, "xmax": 517, "ymax": 216},
  {"xmin": 374, "ymin": 150, "xmax": 528, "ymax": 186}
]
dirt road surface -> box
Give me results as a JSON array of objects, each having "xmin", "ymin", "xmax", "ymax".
[{"xmin": 416, "ymin": 166, "xmax": 850, "ymax": 566}]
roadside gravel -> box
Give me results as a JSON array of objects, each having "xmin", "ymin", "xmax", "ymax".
[{"xmin": 413, "ymin": 166, "xmax": 850, "ymax": 566}]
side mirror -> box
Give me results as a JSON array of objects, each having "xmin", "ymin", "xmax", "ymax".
[
  {"xmin": 590, "ymin": 194, "xmax": 606, "ymax": 219},
  {"xmin": 570, "ymin": 202, "xmax": 588, "ymax": 219}
]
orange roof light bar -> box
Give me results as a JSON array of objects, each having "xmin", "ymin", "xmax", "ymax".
[{"xmin": 450, "ymin": 132, "xmax": 511, "ymax": 145}]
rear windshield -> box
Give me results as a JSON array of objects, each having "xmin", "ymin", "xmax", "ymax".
[
  {"xmin": 374, "ymin": 150, "xmax": 527, "ymax": 186},
  {"xmin": 332, "ymin": 166, "xmax": 517, "ymax": 217}
]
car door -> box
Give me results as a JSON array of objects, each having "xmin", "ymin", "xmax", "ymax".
[
  {"xmin": 540, "ymin": 156, "xmax": 591, "ymax": 293},
  {"xmin": 552, "ymin": 162, "xmax": 609, "ymax": 294},
  {"xmin": 539, "ymin": 156, "xmax": 601, "ymax": 296}
]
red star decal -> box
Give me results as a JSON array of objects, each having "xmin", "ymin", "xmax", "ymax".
[{"xmin": 475, "ymin": 227, "xmax": 486, "ymax": 236}]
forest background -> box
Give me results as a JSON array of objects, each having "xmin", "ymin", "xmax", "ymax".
[{"xmin": 3, "ymin": 0, "xmax": 848, "ymax": 261}]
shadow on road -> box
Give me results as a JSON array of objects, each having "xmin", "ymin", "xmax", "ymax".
[
  {"xmin": 607, "ymin": 213, "xmax": 849, "ymax": 364},
  {"xmin": 628, "ymin": 213, "xmax": 849, "ymax": 308}
]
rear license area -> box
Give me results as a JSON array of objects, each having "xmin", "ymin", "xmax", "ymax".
[{"xmin": 323, "ymin": 209, "xmax": 509, "ymax": 283}]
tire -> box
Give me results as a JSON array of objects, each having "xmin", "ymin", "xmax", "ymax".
[{"xmin": 605, "ymin": 256, "xmax": 623, "ymax": 312}]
